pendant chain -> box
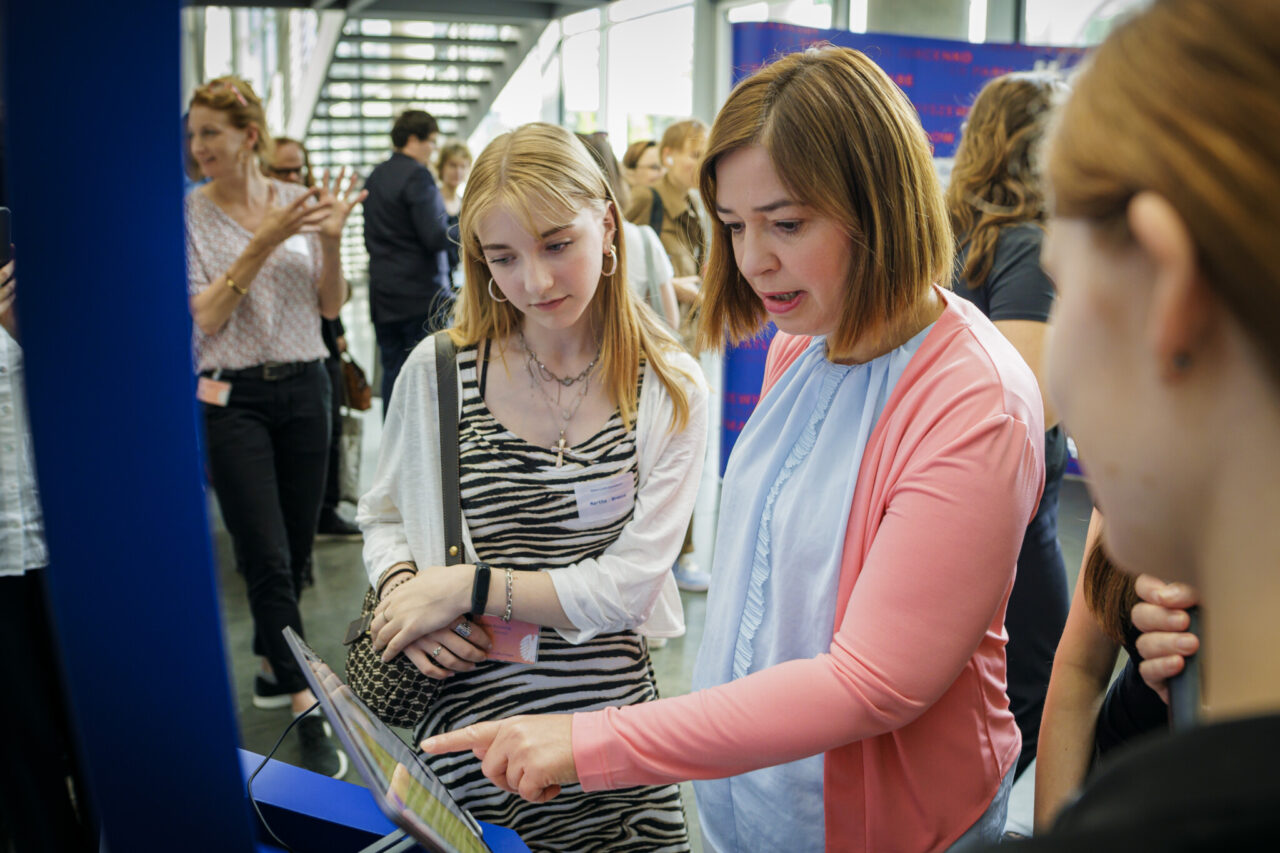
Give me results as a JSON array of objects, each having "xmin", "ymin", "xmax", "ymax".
[{"xmin": 519, "ymin": 331, "xmax": 601, "ymax": 467}]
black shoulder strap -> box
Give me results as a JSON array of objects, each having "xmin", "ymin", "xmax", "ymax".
[
  {"xmin": 649, "ymin": 187, "xmax": 664, "ymax": 235},
  {"xmin": 433, "ymin": 331, "xmax": 463, "ymax": 566}
]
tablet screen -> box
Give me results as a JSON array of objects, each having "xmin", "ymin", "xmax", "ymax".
[{"xmin": 284, "ymin": 628, "xmax": 491, "ymax": 853}]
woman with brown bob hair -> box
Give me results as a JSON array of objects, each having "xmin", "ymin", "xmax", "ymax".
[
  {"xmin": 424, "ymin": 46, "xmax": 1045, "ymax": 852},
  {"xmin": 946, "ymin": 71, "xmax": 1072, "ymax": 786},
  {"xmin": 358, "ymin": 122, "xmax": 704, "ymax": 850},
  {"xmin": 1007, "ymin": 0, "xmax": 1280, "ymax": 847}
]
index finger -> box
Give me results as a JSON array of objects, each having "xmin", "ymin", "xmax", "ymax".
[{"xmin": 421, "ymin": 722, "xmax": 501, "ymax": 755}]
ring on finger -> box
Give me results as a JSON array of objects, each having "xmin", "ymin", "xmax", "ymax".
[
  {"xmin": 430, "ymin": 644, "xmax": 444, "ymax": 659},
  {"xmin": 453, "ymin": 621, "xmax": 473, "ymax": 639}
]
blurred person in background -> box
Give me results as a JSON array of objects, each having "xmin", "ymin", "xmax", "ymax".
[
  {"xmin": 625, "ymin": 119, "xmax": 711, "ymax": 592},
  {"xmin": 185, "ymin": 76, "xmax": 364, "ymax": 776},
  {"xmin": 946, "ymin": 72, "xmax": 1073, "ymax": 807},
  {"xmin": 363, "ymin": 110, "xmax": 453, "ymax": 415},
  {"xmin": 436, "ymin": 142, "xmax": 472, "ymax": 289},
  {"xmin": 268, "ymin": 136, "xmax": 360, "ymax": 539},
  {"xmin": 578, "ymin": 132, "xmax": 680, "ymax": 330},
  {"xmin": 0, "ymin": 252, "xmax": 96, "ymax": 851},
  {"xmin": 622, "ymin": 139, "xmax": 663, "ymax": 192}
]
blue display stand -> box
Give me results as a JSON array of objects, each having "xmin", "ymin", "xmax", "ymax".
[
  {"xmin": 4, "ymin": 1, "xmax": 260, "ymax": 849},
  {"xmin": 240, "ymin": 751, "xmax": 530, "ymax": 852}
]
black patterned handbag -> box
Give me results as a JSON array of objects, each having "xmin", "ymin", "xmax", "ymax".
[{"xmin": 342, "ymin": 331, "xmax": 463, "ymax": 728}]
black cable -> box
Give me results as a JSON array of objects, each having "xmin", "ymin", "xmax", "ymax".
[{"xmin": 246, "ymin": 700, "xmax": 320, "ymax": 853}]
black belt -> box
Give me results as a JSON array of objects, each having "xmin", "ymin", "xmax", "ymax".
[{"xmin": 207, "ymin": 360, "xmax": 316, "ymax": 382}]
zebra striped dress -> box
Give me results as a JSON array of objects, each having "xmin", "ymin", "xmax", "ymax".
[{"xmin": 413, "ymin": 345, "xmax": 691, "ymax": 853}]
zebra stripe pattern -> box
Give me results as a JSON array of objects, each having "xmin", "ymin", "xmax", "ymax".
[{"xmin": 413, "ymin": 347, "xmax": 690, "ymax": 852}]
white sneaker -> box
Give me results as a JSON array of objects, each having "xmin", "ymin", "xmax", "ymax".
[{"xmin": 673, "ymin": 556, "xmax": 710, "ymax": 592}]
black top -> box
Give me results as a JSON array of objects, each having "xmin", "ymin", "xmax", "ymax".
[
  {"xmin": 362, "ymin": 151, "xmax": 452, "ymax": 324},
  {"xmin": 1094, "ymin": 628, "xmax": 1169, "ymax": 759},
  {"xmin": 950, "ymin": 223, "xmax": 1054, "ymax": 322},
  {"xmin": 994, "ymin": 714, "xmax": 1280, "ymax": 851},
  {"xmin": 952, "ymin": 221, "xmax": 1069, "ymax": 778}
]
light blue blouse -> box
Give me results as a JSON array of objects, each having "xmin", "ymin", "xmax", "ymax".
[{"xmin": 692, "ymin": 326, "xmax": 933, "ymax": 853}]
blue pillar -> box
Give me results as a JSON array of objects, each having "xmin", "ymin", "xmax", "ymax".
[{"xmin": 4, "ymin": 2, "xmax": 257, "ymax": 849}]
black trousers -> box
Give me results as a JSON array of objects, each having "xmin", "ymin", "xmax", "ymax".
[
  {"xmin": 1006, "ymin": 424, "xmax": 1072, "ymax": 778},
  {"xmin": 0, "ymin": 571, "xmax": 94, "ymax": 852},
  {"xmin": 203, "ymin": 362, "xmax": 331, "ymax": 694},
  {"xmin": 374, "ymin": 296, "xmax": 452, "ymax": 419},
  {"xmin": 322, "ymin": 353, "xmax": 344, "ymax": 513}
]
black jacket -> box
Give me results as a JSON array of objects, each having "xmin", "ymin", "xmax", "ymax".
[{"xmin": 362, "ymin": 152, "xmax": 452, "ymax": 324}]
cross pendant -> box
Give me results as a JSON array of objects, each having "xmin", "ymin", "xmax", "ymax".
[{"xmin": 554, "ymin": 435, "xmax": 568, "ymax": 468}]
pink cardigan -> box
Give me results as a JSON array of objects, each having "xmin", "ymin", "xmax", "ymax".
[{"xmin": 572, "ymin": 291, "xmax": 1044, "ymax": 852}]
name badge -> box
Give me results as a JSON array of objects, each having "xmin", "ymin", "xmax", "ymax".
[
  {"xmin": 574, "ymin": 471, "xmax": 634, "ymax": 524},
  {"xmin": 197, "ymin": 376, "xmax": 232, "ymax": 406},
  {"xmin": 476, "ymin": 616, "xmax": 540, "ymax": 664},
  {"xmin": 283, "ymin": 234, "xmax": 311, "ymax": 260}
]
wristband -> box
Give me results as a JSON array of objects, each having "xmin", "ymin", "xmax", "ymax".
[
  {"xmin": 376, "ymin": 565, "xmax": 416, "ymax": 598},
  {"xmin": 470, "ymin": 563, "xmax": 491, "ymax": 617}
]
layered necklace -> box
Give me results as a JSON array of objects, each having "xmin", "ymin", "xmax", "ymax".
[{"xmin": 519, "ymin": 328, "xmax": 601, "ymax": 467}]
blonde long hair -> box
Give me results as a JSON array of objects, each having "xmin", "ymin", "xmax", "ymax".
[
  {"xmin": 696, "ymin": 46, "xmax": 953, "ymax": 355},
  {"xmin": 451, "ymin": 123, "xmax": 691, "ymax": 430}
]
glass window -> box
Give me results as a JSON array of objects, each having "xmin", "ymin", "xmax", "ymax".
[
  {"xmin": 1024, "ymin": 0, "xmax": 1149, "ymax": 46},
  {"xmin": 604, "ymin": 4, "xmax": 695, "ymax": 147},
  {"xmin": 563, "ymin": 30, "xmax": 601, "ymax": 115},
  {"xmin": 724, "ymin": 0, "xmax": 831, "ymax": 29}
]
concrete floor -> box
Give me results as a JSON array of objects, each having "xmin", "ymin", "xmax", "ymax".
[{"xmin": 213, "ymin": 297, "xmax": 1096, "ymax": 849}]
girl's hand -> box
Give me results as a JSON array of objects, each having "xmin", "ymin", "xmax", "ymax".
[
  {"xmin": 253, "ymin": 185, "xmax": 331, "ymax": 249},
  {"xmin": 1131, "ymin": 574, "xmax": 1200, "ymax": 703},
  {"xmin": 370, "ymin": 566, "xmax": 472, "ymax": 661},
  {"xmin": 315, "ymin": 168, "xmax": 368, "ymax": 242},
  {"xmin": 400, "ymin": 621, "xmax": 493, "ymax": 679}
]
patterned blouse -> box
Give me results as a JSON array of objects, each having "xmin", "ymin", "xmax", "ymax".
[{"xmin": 184, "ymin": 180, "xmax": 329, "ymax": 372}]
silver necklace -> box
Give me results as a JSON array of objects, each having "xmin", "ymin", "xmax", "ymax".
[
  {"xmin": 525, "ymin": 354, "xmax": 593, "ymax": 467},
  {"xmin": 519, "ymin": 329, "xmax": 600, "ymax": 387}
]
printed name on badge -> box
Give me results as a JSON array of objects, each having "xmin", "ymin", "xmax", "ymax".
[{"xmin": 574, "ymin": 470, "xmax": 634, "ymax": 524}]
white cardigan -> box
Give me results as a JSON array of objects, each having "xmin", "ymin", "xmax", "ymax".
[{"xmin": 356, "ymin": 334, "xmax": 708, "ymax": 642}]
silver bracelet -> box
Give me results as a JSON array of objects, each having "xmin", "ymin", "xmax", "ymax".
[{"xmin": 503, "ymin": 568, "xmax": 513, "ymax": 623}]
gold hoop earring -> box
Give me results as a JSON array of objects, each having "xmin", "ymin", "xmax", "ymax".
[
  {"xmin": 602, "ymin": 247, "xmax": 618, "ymax": 278},
  {"xmin": 487, "ymin": 278, "xmax": 509, "ymax": 302}
]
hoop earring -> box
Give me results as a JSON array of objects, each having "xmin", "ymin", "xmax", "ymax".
[
  {"xmin": 602, "ymin": 247, "xmax": 618, "ymax": 278},
  {"xmin": 487, "ymin": 278, "xmax": 509, "ymax": 302}
]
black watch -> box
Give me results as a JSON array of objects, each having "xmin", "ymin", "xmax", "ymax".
[{"xmin": 470, "ymin": 563, "xmax": 491, "ymax": 617}]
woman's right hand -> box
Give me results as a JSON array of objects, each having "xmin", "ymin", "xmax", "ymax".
[
  {"xmin": 400, "ymin": 621, "xmax": 493, "ymax": 680},
  {"xmin": 1131, "ymin": 574, "xmax": 1200, "ymax": 703},
  {"xmin": 252, "ymin": 186, "xmax": 331, "ymax": 250}
]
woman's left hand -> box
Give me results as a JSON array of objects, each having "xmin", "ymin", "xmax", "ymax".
[
  {"xmin": 371, "ymin": 566, "xmax": 471, "ymax": 661},
  {"xmin": 420, "ymin": 714, "xmax": 577, "ymax": 803},
  {"xmin": 315, "ymin": 167, "xmax": 368, "ymax": 242}
]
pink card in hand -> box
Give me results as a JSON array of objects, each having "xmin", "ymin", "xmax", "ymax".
[{"xmin": 476, "ymin": 616, "xmax": 540, "ymax": 664}]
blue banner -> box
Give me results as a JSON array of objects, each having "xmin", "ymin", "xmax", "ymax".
[{"xmin": 719, "ymin": 24, "xmax": 1087, "ymax": 474}]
